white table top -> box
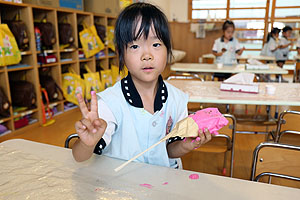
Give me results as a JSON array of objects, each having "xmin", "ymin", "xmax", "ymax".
[
  {"xmin": 171, "ymin": 63, "xmax": 288, "ymax": 75},
  {"xmin": 167, "ymin": 80, "xmax": 300, "ymax": 106},
  {"xmin": 202, "ymin": 54, "xmax": 276, "ymax": 61},
  {"xmin": 1, "ymin": 139, "xmax": 300, "ymax": 199}
]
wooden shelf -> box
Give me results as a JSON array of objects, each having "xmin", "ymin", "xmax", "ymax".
[
  {"xmin": 21, "ymin": 51, "xmax": 33, "ymax": 56},
  {"xmin": 0, "ymin": 1, "xmax": 117, "ymax": 137},
  {"xmin": 0, "ymin": 117, "xmax": 11, "ymax": 124},
  {"xmin": 61, "ymin": 60, "xmax": 77, "ymax": 65},
  {"xmin": 13, "ymin": 108, "xmax": 38, "ymax": 119},
  {"xmin": 60, "ymin": 48, "xmax": 77, "ymax": 53},
  {"xmin": 108, "ymin": 55, "xmax": 117, "ymax": 59},
  {"xmin": 39, "ymin": 63, "xmax": 59, "ymax": 68},
  {"xmin": 79, "ymin": 58, "xmax": 93, "ymax": 62},
  {"xmin": 7, "ymin": 66, "xmax": 34, "ymax": 72}
]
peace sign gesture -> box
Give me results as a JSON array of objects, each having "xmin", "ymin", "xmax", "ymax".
[{"xmin": 75, "ymin": 91, "xmax": 107, "ymax": 148}]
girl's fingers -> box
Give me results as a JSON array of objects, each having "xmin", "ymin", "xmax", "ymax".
[
  {"xmin": 75, "ymin": 121, "xmax": 87, "ymax": 133},
  {"xmin": 90, "ymin": 91, "xmax": 99, "ymax": 116},
  {"xmin": 80, "ymin": 118, "xmax": 95, "ymax": 133},
  {"xmin": 76, "ymin": 93, "xmax": 89, "ymax": 118},
  {"xmin": 203, "ymin": 128, "xmax": 212, "ymax": 142},
  {"xmin": 198, "ymin": 129, "xmax": 205, "ymax": 144}
]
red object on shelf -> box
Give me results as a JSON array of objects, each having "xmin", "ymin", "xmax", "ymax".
[
  {"xmin": 38, "ymin": 54, "xmax": 57, "ymax": 64},
  {"xmin": 14, "ymin": 117, "xmax": 29, "ymax": 129}
]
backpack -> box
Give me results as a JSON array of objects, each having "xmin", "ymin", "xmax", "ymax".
[
  {"xmin": 95, "ymin": 24, "xmax": 106, "ymax": 43},
  {"xmin": 10, "ymin": 80, "xmax": 36, "ymax": 108},
  {"xmin": 6, "ymin": 20, "xmax": 29, "ymax": 51},
  {"xmin": 35, "ymin": 21, "xmax": 56, "ymax": 49},
  {"xmin": 0, "ymin": 87, "xmax": 10, "ymax": 117},
  {"xmin": 58, "ymin": 23, "xmax": 74, "ymax": 45},
  {"xmin": 39, "ymin": 75, "xmax": 63, "ymax": 102}
]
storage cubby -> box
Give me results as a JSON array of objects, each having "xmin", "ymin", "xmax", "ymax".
[{"xmin": 0, "ymin": 1, "xmax": 117, "ymax": 138}]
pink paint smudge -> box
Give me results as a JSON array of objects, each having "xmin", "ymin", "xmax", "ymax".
[
  {"xmin": 139, "ymin": 184, "xmax": 153, "ymax": 189},
  {"xmin": 162, "ymin": 182, "xmax": 168, "ymax": 185},
  {"xmin": 189, "ymin": 174, "xmax": 199, "ymax": 180}
]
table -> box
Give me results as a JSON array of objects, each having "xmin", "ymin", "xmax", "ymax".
[
  {"xmin": 167, "ymin": 80, "xmax": 300, "ymax": 106},
  {"xmin": 202, "ymin": 54, "xmax": 276, "ymax": 63},
  {"xmin": 1, "ymin": 139, "xmax": 300, "ymax": 200},
  {"xmin": 170, "ymin": 63, "xmax": 288, "ymax": 75}
]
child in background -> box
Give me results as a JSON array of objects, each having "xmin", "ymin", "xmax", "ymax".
[
  {"xmin": 260, "ymin": 27, "xmax": 281, "ymax": 57},
  {"xmin": 212, "ymin": 20, "xmax": 245, "ymax": 80},
  {"xmin": 275, "ymin": 26, "xmax": 293, "ymax": 82},
  {"xmin": 72, "ymin": 3, "xmax": 212, "ymax": 169},
  {"xmin": 296, "ymin": 36, "xmax": 300, "ymax": 55}
]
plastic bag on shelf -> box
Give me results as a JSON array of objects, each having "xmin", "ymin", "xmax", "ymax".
[
  {"xmin": 0, "ymin": 24, "xmax": 21, "ymax": 66},
  {"xmin": 83, "ymin": 65, "xmax": 102, "ymax": 100},
  {"xmin": 62, "ymin": 68, "xmax": 85, "ymax": 105}
]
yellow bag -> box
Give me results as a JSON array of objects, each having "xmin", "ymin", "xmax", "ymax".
[
  {"xmin": 111, "ymin": 65, "xmax": 128, "ymax": 84},
  {"xmin": 101, "ymin": 69, "xmax": 113, "ymax": 89},
  {"xmin": 79, "ymin": 24, "xmax": 105, "ymax": 58},
  {"xmin": 0, "ymin": 24, "xmax": 21, "ymax": 66},
  {"xmin": 83, "ymin": 65, "xmax": 102, "ymax": 100},
  {"xmin": 107, "ymin": 26, "xmax": 115, "ymax": 52},
  {"xmin": 62, "ymin": 68, "xmax": 85, "ymax": 105}
]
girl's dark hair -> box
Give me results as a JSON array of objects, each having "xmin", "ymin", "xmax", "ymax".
[
  {"xmin": 114, "ymin": 2, "xmax": 172, "ymax": 71},
  {"xmin": 222, "ymin": 20, "xmax": 235, "ymax": 31},
  {"xmin": 282, "ymin": 25, "xmax": 293, "ymax": 33},
  {"xmin": 266, "ymin": 27, "xmax": 281, "ymax": 42}
]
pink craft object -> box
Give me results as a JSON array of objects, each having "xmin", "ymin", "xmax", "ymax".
[{"xmin": 189, "ymin": 108, "xmax": 229, "ymax": 135}]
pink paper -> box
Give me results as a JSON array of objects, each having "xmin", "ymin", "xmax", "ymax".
[
  {"xmin": 162, "ymin": 182, "xmax": 168, "ymax": 185},
  {"xmin": 189, "ymin": 174, "xmax": 199, "ymax": 180},
  {"xmin": 139, "ymin": 184, "xmax": 153, "ymax": 189},
  {"xmin": 189, "ymin": 108, "xmax": 228, "ymax": 135}
]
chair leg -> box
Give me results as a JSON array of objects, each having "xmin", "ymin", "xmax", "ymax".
[{"xmin": 222, "ymin": 151, "xmax": 228, "ymax": 176}]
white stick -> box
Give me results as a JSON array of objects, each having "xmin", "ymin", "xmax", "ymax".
[{"xmin": 114, "ymin": 136, "xmax": 169, "ymax": 172}]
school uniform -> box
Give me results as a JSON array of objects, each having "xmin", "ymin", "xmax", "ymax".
[
  {"xmin": 275, "ymin": 36, "xmax": 291, "ymax": 63},
  {"xmin": 93, "ymin": 73, "xmax": 189, "ymax": 168},
  {"xmin": 296, "ymin": 39, "xmax": 300, "ymax": 51},
  {"xmin": 212, "ymin": 36, "xmax": 242, "ymax": 65},
  {"xmin": 260, "ymin": 37, "xmax": 278, "ymax": 57}
]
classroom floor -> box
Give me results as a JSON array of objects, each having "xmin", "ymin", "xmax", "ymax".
[{"xmin": 1, "ymin": 74, "xmax": 299, "ymax": 189}]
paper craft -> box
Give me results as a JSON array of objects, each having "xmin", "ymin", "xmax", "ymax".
[
  {"xmin": 220, "ymin": 72, "xmax": 259, "ymax": 94},
  {"xmin": 114, "ymin": 108, "xmax": 228, "ymax": 172}
]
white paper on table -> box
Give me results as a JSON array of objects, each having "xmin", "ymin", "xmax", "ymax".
[
  {"xmin": 224, "ymin": 72, "xmax": 255, "ymax": 84},
  {"xmin": 221, "ymin": 72, "xmax": 259, "ymax": 93},
  {"xmin": 246, "ymin": 58, "xmax": 269, "ymax": 70}
]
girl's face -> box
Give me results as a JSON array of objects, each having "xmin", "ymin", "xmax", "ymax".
[
  {"xmin": 283, "ymin": 30, "xmax": 292, "ymax": 38},
  {"xmin": 224, "ymin": 27, "xmax": 234, "ymax": 40},
  {"xmin": 124, "ymin": 21, "xmax": 167, "ymax": 84},
  {"xmin": 273, "ymin": 33, "xmax": 279, "ymax": 38}
]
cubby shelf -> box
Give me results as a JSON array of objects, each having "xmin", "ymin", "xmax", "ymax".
[{"xmin": 0, "ymin": 1, "xmax": 117, "ymax": 138}]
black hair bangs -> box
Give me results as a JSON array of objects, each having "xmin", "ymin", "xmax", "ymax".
[{"xmin": 115, "ymin": 3, "xmax": 172, "ymax": 71}]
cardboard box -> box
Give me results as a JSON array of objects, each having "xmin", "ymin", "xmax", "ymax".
[
  {"xmin": 23, "ymin": 0, "xmax": 59, "ymax": 7},
  {"xmin": 84, "ymin": 0, "xmax": 120, "ymax": 16},
  {"xmin": 59, "ymin": 0, "xmax": 83, "ymax": 10}
]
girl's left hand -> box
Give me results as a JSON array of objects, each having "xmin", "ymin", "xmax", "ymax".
[{"xmin": 182, "ymin": 128, "xmax": 212, "ymax": 151}]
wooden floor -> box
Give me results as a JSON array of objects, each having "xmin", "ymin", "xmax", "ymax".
[{"xmin": 1, "ymin": 101, "xmax": 300, "ymax": 189}]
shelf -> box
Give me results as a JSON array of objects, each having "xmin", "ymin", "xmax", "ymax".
[
  {"xmin": 21, "ymin": 51, "xmax": 33, "ymax": 56},
  {"xmin": 79, "ymin": 58, "xmax": 93, "ymax": 62},
  {"xmin": 0, "ymin": 68, "xmax": 4, "ymax": 73},
  {"xmin": 13, "ymin": 108, "xmax": 38, "ymax": 119},
  {"xmin": 0, "ymin": 117, "xmax": 11, "ymax": 124},
  {"xmin": 96, "ymin": 57, "xmax": 106, "ymax": 60},
  {"xmin": 7, "ymin": 65, "xmax": 34, "ymax": 72},
  {"xmin": 108, "ymin": 55, "xmax": 117, "ymax": 59},
  {"xmin": 60, "ymin": 48, "xmax": 77, "ymax": 53},
  {"xmin": 38, "ymin": 63, "xmax": 59, "ymax": 68},
  {"xmin": 48, "ymin": 100, "xmax": 64, "ymax": 109},
  {"xmin": 37, "ymin": 50, "xmax": 58, "ymax": 54},
  {"xmin": 61, "ymin": 60, "xmax": 77, "ymax": 65}
]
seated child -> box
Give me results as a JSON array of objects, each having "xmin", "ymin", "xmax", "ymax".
[{"xmin": 72, "ymin": 2, "xmax": 212, "ymax": 169}]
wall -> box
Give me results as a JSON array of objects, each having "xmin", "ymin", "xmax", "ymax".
[{"xmin": 145, "ymin": 0, "xmax": 188, "ymax": 22}]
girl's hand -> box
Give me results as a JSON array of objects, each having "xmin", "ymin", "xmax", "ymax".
[
  {"xmin": 182, "ymin": 128, "xmax": 212, "ymax": 151},
  {"xmin": 74, "ymin": 91, "xmax": 107, "ymax": 147}
]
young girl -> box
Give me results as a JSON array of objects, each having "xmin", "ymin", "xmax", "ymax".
[
  {"xmin": 212, "ymin": 20, "xmax": 245, "ymax": 80},
  {"xmin": 260, "ymin": 28, "xmax": 281, "ymax": 57},
  {"xmin": 212, "ymin": 20, "xmax": 245, "ymax": 65},
  {"xmin": 72, "ymin": 3, "xmax": 212, "ymax": 169}
]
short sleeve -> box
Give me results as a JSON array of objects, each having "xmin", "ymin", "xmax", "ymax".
[
  {"xmin": 235, "ymin": 39, "xmax": 241, "ymax": 52},
  {"xmin": 212, "ymin": 39, "xmax": 220, "ymax": 52},
  {"xmin": 93, "ymin": 97, "xmax": 117, "ymax": 154}
]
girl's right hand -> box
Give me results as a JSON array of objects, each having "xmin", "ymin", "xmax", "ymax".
[{"xmin": 75, "ymin": 91, "xmax": 107, "ymax": 148}]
